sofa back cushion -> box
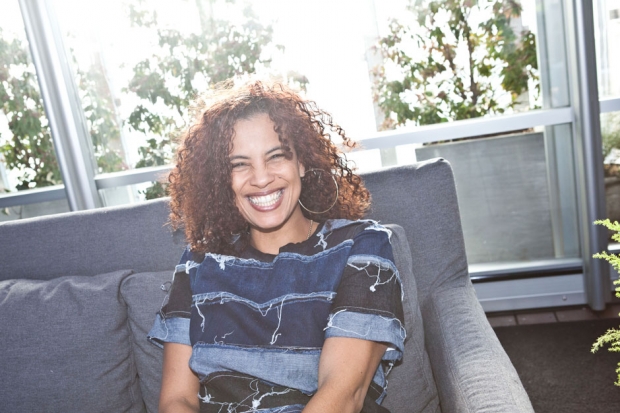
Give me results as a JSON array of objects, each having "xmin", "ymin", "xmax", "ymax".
[
  {"xmin": 0, "ymin": 270, "xmax": 145, "ymax": 413},
  {"xmin": 0, "ymin": 199, "xmax": 185, "ymax": 282},
  {"xmin": 121, "ymin": 271, "xmax": 172, "ymax": 413},
  {"xmin": 363, "ymin": 159, "xmax": 469, "ymax": 303}
]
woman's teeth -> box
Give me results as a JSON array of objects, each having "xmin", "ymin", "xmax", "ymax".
[{"xmin": 248, "ymin": 190, "xmax": 283, "ymax": 207}]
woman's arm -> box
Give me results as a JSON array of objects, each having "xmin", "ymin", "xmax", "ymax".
[
  {"xmin": 303, "ymin": 337, "xmax": 387, "ymax": 413},
  {"xmin": 159, "ymin": 342, "xmax": 201, "ymax": 413}
]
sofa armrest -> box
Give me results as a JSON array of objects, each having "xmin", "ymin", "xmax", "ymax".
[{"xmin": 423, "ymin": 284, "xmax": 533, "ymax": 413}]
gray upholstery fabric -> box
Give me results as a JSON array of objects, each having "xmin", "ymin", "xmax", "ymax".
[
  {"xmin": 364, "ymin": 159, "xmax": 533, "ymax": 412},
  {"xmin": 382, "ymin": 225, "xmax": 440, "ymax": 413},
  {"xmin": 425, "ymin": 287, "xmax": 533, "ymax": 412},
  {"xmin": 121, "ymin": 271, "xmax": 172, "ymax": 413},
  {"xmin": 0, "ymin": 270, "xmax": 144, "ymax": 413},
  {"xmin": 0, "ymin": 199, "xmax": 185, "ymax": 281},
  {"xmin": 363, "ymin": 159, "xmax": 470, "ymax": 300}
]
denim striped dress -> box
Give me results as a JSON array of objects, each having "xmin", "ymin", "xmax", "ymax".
[{"xmin": 148, "ymin": 219, "xmax": 405, "ymax": 413}]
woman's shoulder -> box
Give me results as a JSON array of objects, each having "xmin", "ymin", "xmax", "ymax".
[
  {"xmin": 321, "ymin": 218, "xmax": 391, "ymax": 236},
  {"xmin": 316, "ymin": 218, "xmax": 392, "ymax": 247}
]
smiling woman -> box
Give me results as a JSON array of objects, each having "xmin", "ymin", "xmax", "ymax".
[
  {"xmin": 149, "ymin": 79, "xmax": 405, "ymax": 413},
  {"xmin": 229, "ymin": 113, "xmax": 308, "ymax": 254}
]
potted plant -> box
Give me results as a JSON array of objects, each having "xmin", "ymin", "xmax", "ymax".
[{"xmin": 591, "ymin": 219, "xmax": 620, "ymax": 386}]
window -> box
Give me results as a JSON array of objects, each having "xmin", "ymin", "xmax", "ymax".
[
  {"xmin": 349, "ymin": 0, "xmax": 579, "ymax": 266},
  {"xmin": 1, "ymin": 0, "xmax": 581, "ymax": 265},
  {"xmin": 0, "ymin": 0, "xmax": 613, "ymax": 309},
  {"xmin": 595, "ymin": 0, "xmax": 620, "ymax": 242},
  {"xmin": 595, "ymin": 0, "xmax": 620, "ymax": 99},
  {"xmin": 0, "ymin": 1, "xmax": 69, "ymax": 220}
]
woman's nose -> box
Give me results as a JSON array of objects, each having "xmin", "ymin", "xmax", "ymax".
[{"xmin": 249, "ymin": 164, "xmax": 275, "ymax": 188}]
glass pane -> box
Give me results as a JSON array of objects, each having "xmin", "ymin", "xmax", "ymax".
[
  {"xmin": 49, "ymin": 0, "xmax": 393, "ymax": 203},
  {"xmin": 0, "ymin": 198, "xmax": 70, "ymax": 222},
  {"xmin": 535, "ymin": 0, "xmax": 571, "ymax": 108},
  {"xmin": 348, "ymin": 144, "xmax": 419, "ymax": 173},
  {"xmin": 359, "ymin": 125, "xmax": 580, "ymax": 265},
  {"xmin": 595, "ymin": 0, "xmax": 620, "ymax": 98},
  {"xmin": 0, "ymin": 1, "xmax": 67, "ymax": 219},
  {"xmin": 52, "ymin": 0, "xmax": 324, "ymax": 178},
  {"xmin": 602, "ymin": 111, "xmax": 620, "ymax": 243},
  {"xmin": 372, "ymin": 0, "xmax": 551, "ymax": 130},
  {"xmin": 98, "ymin": 181, "xmax": 165, "ymax": 208},
  {"xmin": 50, "ymin": 0, "xmax": 572, "ymax": 207},
  {"xmin": 0, "ymin": 2, "xmax": 59, "ymax": 190}
]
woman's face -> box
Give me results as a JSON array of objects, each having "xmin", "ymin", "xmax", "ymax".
[{"xmin": 230, "ymin": 113, "xmax": 306, "ymax": 235}]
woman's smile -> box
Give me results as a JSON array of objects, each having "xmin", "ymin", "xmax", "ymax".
[{"xmin": 247, "ymin": 189, "xmax": 284, "ymax": 209}]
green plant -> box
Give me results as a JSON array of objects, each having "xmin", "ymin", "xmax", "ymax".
[
  {"xmin": 591, "ymin": 219, "xmax": 620, "ymax": 386},
  {"xmin": 373, "ymin": 0, "xmax": 539, "ymax": 130}
]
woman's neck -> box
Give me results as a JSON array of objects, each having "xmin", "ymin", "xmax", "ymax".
[{"xmin": 249, "ymin": 211, "xmax": 314, "ymax": 255}]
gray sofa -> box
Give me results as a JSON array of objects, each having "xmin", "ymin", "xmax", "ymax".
[{"xmin": 0, "ymin": 158, "xmax": 533, "ymax": 413}]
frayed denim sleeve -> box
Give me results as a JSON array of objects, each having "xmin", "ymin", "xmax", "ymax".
[
  {"xmin": 324, "ymin": 225, "xmax": 405, "ymax": 360},
  {"xmin": 324, "ymin": 310, "xmax": 405, "ymax": 361},
  {"xmin": 148, "ymin": 312, "xmax": 191, "ymax": 348},
  {"xmin": 147, "ymin": 247, "xmax": 193, "ymax": 348}
]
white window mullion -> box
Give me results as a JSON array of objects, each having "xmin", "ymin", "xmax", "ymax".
[{"xmin": 18, "ymin": 0, "xmax": 101, "ymax": 211}]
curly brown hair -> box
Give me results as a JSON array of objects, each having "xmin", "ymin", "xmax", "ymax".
[{"xmin": 168, "ymin": 79, "xmax": 370, "ymax": 255}]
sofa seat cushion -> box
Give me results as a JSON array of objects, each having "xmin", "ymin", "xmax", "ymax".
[
  {"xmin": 0, "ymin": 270, "xmax": 144, "ymax": 413},
  {"xmin": 121, "ymin": 270, "xmax": 172, "ymax": 413}
]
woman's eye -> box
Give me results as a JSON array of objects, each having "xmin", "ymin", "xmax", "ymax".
[
  {"xmin": 269, "ymin": 153, "xmax": 285, "ymax": 161},
  {"xmin": 231, "ymin": 162, "xmax": 247, "ymax": 169}
]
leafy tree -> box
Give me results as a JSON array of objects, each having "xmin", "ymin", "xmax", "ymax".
[
  {"xmin": 124, "ymin": 0, "xmax": 307, "ymax": 199},
  {"xmin": 373, "ymin": 0, "xmax": 539, "ymax": 130},
  {"xmin": 0, "ymin": 29, "xmax": 124, "ymax": 197},
  {"xmin": 0, "ymin": 29, "xmax": 61, "ymax": 190}
]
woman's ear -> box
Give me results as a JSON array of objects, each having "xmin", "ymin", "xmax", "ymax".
[{"xmin": 298, "ymin": 162, "xmax": 305, "ymax": 178}]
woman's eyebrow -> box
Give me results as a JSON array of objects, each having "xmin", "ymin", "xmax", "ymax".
[{"xmin": 265, "ymin": 146, "xmax": 283, "ymax": 155}]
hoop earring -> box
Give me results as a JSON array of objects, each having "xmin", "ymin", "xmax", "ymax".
[{"xmin": 298, "ymin": 169, "xmax": 339, "ymax": 214}]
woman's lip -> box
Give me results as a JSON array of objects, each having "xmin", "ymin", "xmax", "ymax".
[
  {"xmin": 245, "ymin": 188, "xmax": 283, "ymax": 197},
  {"xmin": 247, "ymin": 189, "xmax": 284, "ymax": 211}
]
